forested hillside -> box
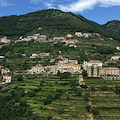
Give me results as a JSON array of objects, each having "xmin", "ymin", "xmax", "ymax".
[{"xmin": 0, "ymin": 9, "xmax": 118, "ymax": 40}]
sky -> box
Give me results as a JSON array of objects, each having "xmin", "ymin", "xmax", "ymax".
[{"xmin": 0, "ymin": 0, "xmax": 120, "ymax": 24}]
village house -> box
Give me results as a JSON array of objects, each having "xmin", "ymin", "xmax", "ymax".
[
  {"xmin": 116, "ymin": 46, "xmax": 120, "ymax": 50},
  {"xmin": 93, "ymin": 33, "xmax": 100, "ymax": 37},
  {"xmin": 50, "ymin": 59, "xmax": 55, "ymax": 63},
  {"xmin": 30, "ymin": 53, "xmax": 38, "ymax": 58},
  {"xmin": 0, "ymin": 37, "xmax": 10, "ymax": 44},
  {"xmin": 39, "ymin": 52, "xmax": 50, "ymax": 57},
  {"xmin": 59, "ymin": 51, "xmax": 62, "ymax": 54},
  {"xmin": 53, "ymin": 37, "xmax": 65, "ymax": 42},
  {"xmin": 102, "ymin": 68, "xmax": 120, "ymax": 80},
  {"xmin": 0, "ymin": 56, "xmax": 5, "ymax": 59},
  {"xmin": 32, "ymin": 34, "xmax": 40, "ymax": 40},
  {"xmin": 63, "ymin": 39, "xmax": 77, "ymax": 45},
  {"xmin": 37, "ymin": 35, "xmax": 47, "ymax": 42},
  {"xmin": 83, "ymin": 33, "xmax": 92, "ymax": 38},
  {"xmin": 45, "ymin": 65, "xmax": 57, "ymax": 75},
  {"xmin": 1, "ymin": 68, "xmax": 10, "ymax": 75},
  {"xmin": 31, "ymin": 65, "xmax": 44, "ymax": 74},
  {"xmin": 2, "ymin": 76, "xmax": 12, "ymax": 84},
  {"xmin": 57, "ymin": 55, "xmax": 63, "ymax": 59},
  {"xmin": 68, "ymin": 60, "xmax": 78, "ymax": 64},
  {"xmin": 56, "ymin": 60, "xmax": 68, "ymax": 66},
  {"xmin": 75, "ymin": 32, "xmax": 83, "ymax": 37},
  {"xmin": 66, "ymin": 34, "xmax": 73, "ymax": 38},
  {"xmin": 111, "ymin": 56, "xmax": 120, "ymax": 61},
  {"xmin": 56, "ymin": 64, "xmax": 81, "ymax": 74}
]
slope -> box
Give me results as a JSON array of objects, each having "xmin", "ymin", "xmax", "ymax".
[{"xmin": 0, "ymin": 9, "xmax": 115, "ymax": 39}]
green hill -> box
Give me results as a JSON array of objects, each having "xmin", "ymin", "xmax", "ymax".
[
  {"xmin": 103, "ymin": 20, "xmax": 120, "ymax": 38},
  {"xmin": 0, "ymin": 9, "xmax": 117, "ymax": 40}
]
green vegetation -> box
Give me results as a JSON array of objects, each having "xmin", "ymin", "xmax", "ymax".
[
  {"xmin": 0, "ymin": 9, "xmax": 118, "ymax": 41},
  {"xmin": 0, "ymin": 41, "xmax": 117, "ymax": 72},
  {"xmin": 1, "ymin": 75, "xmax": 120, "ymax": 119},
  {"xmin": 104, "ymin": 20, "xmax": 120, "ymax": 39}
]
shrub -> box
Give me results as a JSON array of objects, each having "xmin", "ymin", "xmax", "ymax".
[
  {"xmin": 66, "ymin": 96, "xmax": 70, "ymax": 100},
  {"xmin": 80, "ymin": 84, "xmax": 88, "ymax": 88},
  {"xmin": 47, "ymin": 115, "xmax": 52, "ymax": 120},
  {"xmin": 57, "ymin": 107, "xmax": 64, "ymax": 115},
  {"xmin": 84, "ymin": 93, "xmax": 90, "ymax": 101},
  {"xmin": 76, "ymin": 88, "xmax": 82, "ymax": 96},
  {"xmin": 44, "ymin": 99, "xmax": 52, "ymax": 105},
  {"xmin": 86, "ymin": 105, "xmax": 91, "ymax": 112},
  {"xmin": 27, "ymin": 91, "xmax": 36, "ymax": 97},
  {"xmin": 16, "ymin": 74, "xmax": 23, "ymax": 81},
  {"xmin": 92, "ymin": 108, "xmax": 99, "ymax": 115}
]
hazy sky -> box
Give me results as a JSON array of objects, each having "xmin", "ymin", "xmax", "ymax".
[{"xmin": 0, "ymin": 0, "xmax": 120, "ymax": 24}]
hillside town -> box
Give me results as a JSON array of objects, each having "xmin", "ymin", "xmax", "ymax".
[
  {"xmin": 0, "ymin": 31, "xmax": 120, "ymax": 86},
  {"xmin": 1, "ymin": 8, "xmax": 120, "ymax": 120}
]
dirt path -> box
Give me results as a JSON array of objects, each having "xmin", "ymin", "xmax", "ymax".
[{"xmin": 88, "ymin": 100, "xmax": 94, "ymax": 120}]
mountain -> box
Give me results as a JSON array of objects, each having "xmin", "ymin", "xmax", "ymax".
[
  {"xmin": 103, "ymin": 20, "xmax": 120, "ymax": 37},
  {"xmin": 0, "ymin": 9, "xmax": 118, "ymax": 40}
]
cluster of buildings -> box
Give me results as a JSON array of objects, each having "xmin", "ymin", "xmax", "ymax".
[
  {"xmin": 30, "ymin": 52, "xmax": 50, "ymax": 59},
  {"xmin": 75, "ymin": 32, "xmax": 100, "ymax": 38},
  {"xmin": 1, "ymin": 56, "xmax": 120, "ymax": 86},
  {"xmin": 83, "ymin": 60, "xmax": 120, "ymax": 80},
  {"xmin": 16, "ymin": 34, "xmax": 47, "ymax": 43},
  {"xmin": 27, "ymin": 57, "xmax": 81, "ymax": 75},
  {"xmin": 0, "ymin": 37, "xmax": 10, "ymax": 44},
  {"xmin": 25, "ymin": 58, "xmax": 120, "ymax": 80},
  {"xmin": 0, "ymin": 66, "xmax": 12, "ymax": 86}
]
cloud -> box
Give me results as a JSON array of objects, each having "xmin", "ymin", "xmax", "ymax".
[
  {"xmin": 30, "ymin": 0, "xmax": 55, "ymax": 8},
  {"xmin": 44, "ymin": 3, "xmax": 54, "ymax": 9},
  {"xmin": 30, "ymin": 0, "xmax": 40, "ymax": 4},
  {"xmin": 0, "ymin": 0, "xmax": 13, "ymax": 7},
  {"xmin": 58, "ymin": 0, "xmax": 120, "ymax": 12}
]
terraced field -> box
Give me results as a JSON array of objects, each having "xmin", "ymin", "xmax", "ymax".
[
  {"xmin": 2, "ymin": 75, "xmax": 120, "ymax": 120},
  {"xmin": 84, "ymin": 78, "xmax": 120, "ymax": 120}
]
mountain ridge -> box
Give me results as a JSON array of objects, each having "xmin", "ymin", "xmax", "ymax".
[{"xmin": 0, "ymin": 9, "xmax": 119, "ymax": 40}]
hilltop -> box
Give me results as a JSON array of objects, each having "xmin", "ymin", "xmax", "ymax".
[
  {"xmin": 0, "ymin": 9, "xmax": 118, "ymax": 40},
  {"xmin": 103, "ymin": 20, "xmax": 120, "ymax": 37}
]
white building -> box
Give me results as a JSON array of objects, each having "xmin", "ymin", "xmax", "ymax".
[
  {"xmin": 111, "ymin": 56, "xmax": 120, "ymax": 61},
  {"xmin": 87, "ymin": 60, "xmax": 102, "ymax": 77},
  {"xmin": 75, "ymin": 32, "xmax": 83, "ymax": 37},
  {"xmin": 31, "ymin": 65, "xmax": 44, "ymax": 74},
  {"xmin": 0, "ymin": 37, "xmax": 10, "ymax": 44},
  {"xmin": 66, "ymin": 34, "xmax": 73, "ymax": 38},
  {"xmin": 3, "ymin": 76, "xmax": 12, "ymax": 84}
]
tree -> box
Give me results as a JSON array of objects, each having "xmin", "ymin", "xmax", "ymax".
[
  {"xmin": 57, "ymin": 107, "xmax": 64, "ymax": 115},
  {"xmin": 76, "ymin": 88, "xmax": 82, "ymax": 96},
  {"xmin": 57, "ymin": 70, "xmax": 61, "ymax": 76},
  {"xmin": 86, "ymin": 105, "xmax": 91, "ymax": 112},
  {"xmin": 60, "ymin": 72, "xmax": 71, "ymax": 83},
  {"xmin": 82, "ymin": 70, "xmax": 87, "ymax": 77},
  {"xmin": 19, "ymin": 101, "xmax": 27, "ymax": 107},
  {"xmin": 92, "ymin": 108, "xmax": 99, "ymax": 115},
  {"xmin": 16, "ymin": 74, "xmax": 23, "ymax": 81},
  {"xmin": 84, "ymin": 93, "xmax": 90, "ymax": 101}
]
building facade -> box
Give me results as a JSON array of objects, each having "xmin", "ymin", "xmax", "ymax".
[
  {"xmin": 102, "ymin": 68, "xmax": 120, "ymax": 80},
  {"xmin": 87, "ymin": 60, "xmax": 102, "ymax": 77}
]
